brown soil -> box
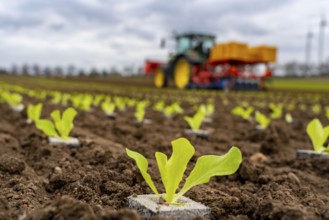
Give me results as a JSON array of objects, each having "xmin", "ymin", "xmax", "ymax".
[{"xmin": 0, "ymin": 77, "xmax": 329, "ymax": 220}]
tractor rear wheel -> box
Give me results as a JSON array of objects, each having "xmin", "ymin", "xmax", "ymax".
[
  {"xmin": 173, "ymin": 58, "xmax": 192, "ymax": 89},
  {"xmin": 154, "ymin": 68, "xmax": 167, "ymax": 88}
]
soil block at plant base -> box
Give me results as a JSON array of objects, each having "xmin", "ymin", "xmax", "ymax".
[
  {"xmin": 128, "ymin": 195, "xmax": 211, "ymax": 220},
  {"xmin": 48, "ymin": 137, "xmax": 80, "ymax": 147},
  {"xmin": 296, "ymin": 149, "xmax": 329, "ymax": 159},
  {"xmin": 185, "ymin": 129, "xmax": 209, "ymax": 139}
]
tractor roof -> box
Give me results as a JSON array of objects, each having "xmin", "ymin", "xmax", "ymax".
[{"xmin": 175, "ymin": 32, "xmax": 215, "ymax": 40}]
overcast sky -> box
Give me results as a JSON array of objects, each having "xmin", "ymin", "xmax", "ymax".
[{"xmin": 0, "ymin": 0, "xmax": 328, "ymax": 72}]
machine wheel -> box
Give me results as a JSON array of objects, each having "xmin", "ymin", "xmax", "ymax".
[
  {"xmin": 173, "ymin": 57, "xmax": 192, "ymax": 89},
  {"xmin": 154, "ymin": 68, "xmax": 167, "ymax": 88}
]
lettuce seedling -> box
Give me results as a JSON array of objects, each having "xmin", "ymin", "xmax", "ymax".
[
  {"xmin": 114, "ymin": 97, "xmax": 126, "ymax": 111},
  {"xmin": 184, "ymin": 111, "xmax": 205, "ymax": 132},
  {"xmin": 51, "ymin": 92, "xmax": 62, "ymax": 104},
  {"xmin": 198, "ymin": 103, "xmax": 214, "ymax": 118},
  {"xmin": 61, "ymin": 93, "xmax": 71, "ymax": 106},
  {"xmin": 255, "ymin": 111, "xmax": 271, "ymax": 129},
  {"xmin": 285, "ymin": 113, "xmax": 293, "ymax": 124},
  {"xmin": 269, "ymin": 103, "xmax": 283, "ymax": 119},
  {"xmin": 231, "ymin": 106, "xmax": 254, "ymax": 120},
  {"xmin": 325, "ymin": 106, "xmax": 329, "ymax": 120},
  {"xmin": 222, "ymin": 98, "xmax": 229, "ymax": 106},
  {"xmin": 311, "ymin": 104, "xmax": 322, "ymax": 114},
  {"xmin": 27, "ymin": 103, "xmax": 43, "ymax": 123},
  {"xmin": 80, "ymin": 95, "xmax": 93, "ymax": 111},
  {"xmin": 126, "ymin": 138, "xmax": 242, "ymax": 204},
  {"xmin": 153, "ymin": 100, "xmax": 165, "ymax": 112},
  {"xmin": 171, "ymin": 102, "xmax": 184, "ymax": 114},
  {"xmin": 93, "ymin": 94, "xmax": 105, "ymax": 107},
  {"xmin": 36, "ymin": 107, "xmax": 77, "ymax": 140},
  {"xmin": 163, "ymin": 106, "xmax": 175, "ymax": 118},
  {"xmin": 101, "ymin": 101, "xmax": 116, "ymax": 115},
  {"xmin": 306, "ymin": 119, "xmax": 329, "ymax": 153},
  {"xmin": 135, "ymin": 106, "xmax": 145, "ymax": 123},
  {"xmin": 299, "ymin": 104, "xmax": 307, "ymax": 111},
  {"xmin": 2, "ymin": 92, "xmax": 24, "ymax": 109}
]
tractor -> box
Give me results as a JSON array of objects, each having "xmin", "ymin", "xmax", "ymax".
[{"xmin": 144, "ymin": 32, "xmax": 276, "ymax": 90}]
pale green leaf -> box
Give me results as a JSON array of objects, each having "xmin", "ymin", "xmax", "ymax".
[
  {"xmin": 155, "ymin": 152, "xmax": 168, "ymax": 193},
  {"xmin": 126, "ymin": 148, "xmax": 159, "ymax": 196},
  {"xmin": 176, "ymin": 146, "xmax": 242, "ymax": 200},
  {"xmin": 61, "ymin": 107, "xmax": 77, "ymax": 139},
  {"xmin": 307, "ymin": 119, "xmax": 325, "ymax": 152},
  {"xmin": 36, "ymin": 119, "xmax": 59, "ymax": 138},
  {"xmin": 162, "ymin": 138, "xmax": 195, "ymax": 203}
]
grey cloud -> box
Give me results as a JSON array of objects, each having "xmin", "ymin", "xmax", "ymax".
[{"xmin": 0, "ymin": 14, "xmax": 42, "ymax": 30}]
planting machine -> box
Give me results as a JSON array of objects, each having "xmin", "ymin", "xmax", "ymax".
[{"xmin": 144, "ymin": 32, "xmax": 276, "ymax": 90}]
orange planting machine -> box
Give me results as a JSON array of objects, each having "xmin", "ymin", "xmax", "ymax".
[{"xmin": 144, "ymin": 32, "xmax": 276, "ymax": 90}]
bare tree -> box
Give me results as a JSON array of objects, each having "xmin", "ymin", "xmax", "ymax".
[
  {"xmin": 89, "ymin": 67, "xmax": 99, "ymax": 77},
  {"xmin": 54, "ymin": 66, "xmax": 64, "ymax": 76},
  {"xmin": 67, "ymin": 64, "xmax": 76, "ymax": 76},
  {"xmin": 43, "ymin": 66, "xmax": 52, "ymax": 76},
  {"xmin": 32, "ymin": 64, "xmax": 41, "ymax": 76},
  {"xmin": 22, "ymin": 64, "xmax": 30, "ymax": 76},
  {"xmin": 78, "ymin": 69, "xmax": 86, "ymax": 77},
  {"xmin": 11, "ymin": 64, "xmax": 19, "ymax": 75}
]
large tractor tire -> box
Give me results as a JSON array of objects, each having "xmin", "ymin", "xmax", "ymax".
[
  {"xmin": 154, "ymin": 68, "xmax": 167, "ymax": 88},
  {"xmin": 173, "ymin": 57, "xmax": 192, "ymax": 89}
]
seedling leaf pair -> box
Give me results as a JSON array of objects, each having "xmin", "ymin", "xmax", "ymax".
[
  {"xmin": 306, "ymin": 119, "xmax": 329, "ymax": 152},
  {"xmin": 135, "ymin": 106, "xmax": 145, "ymax": 123},
  {"xmin": 231, "ymin": 106, "xmax": 254, "ymax": 120},
  {"xmin": 255, "ymin": 111, "xmax": 271, "ymax": 129},
  {"xmin": 101, "ymin": 101, "xmax": 116, "ymax": 115},
  {"xmin": 184, "ymin": 111, "xmax": 205, "ymax": 131},
  {"xmin": 285, "ymin": 113, "xmax": 293, "ymax": 124},
  {"xmin": 126, "ymin": 138, "xmax": 242, "ymax": 204},
  {"xmin": 36, "ymin": 107, "xmax": 77, "ymax": 140},
  {"xmin": 269, "ymin": 103, "xmax": 283, "ymax": 119},
  {"xmin": 27, "ymin": 103, "xmax": 43, "ymax": 123}
]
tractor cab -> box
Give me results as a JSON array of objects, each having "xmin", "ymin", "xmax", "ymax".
[{"xmin": 175, "ymin": 33, "xmax": 215, "ymax": 59}]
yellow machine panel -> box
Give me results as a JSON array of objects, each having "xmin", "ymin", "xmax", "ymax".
[
  {"xmin": 248, "ymin": 46, "xmax": 277, "ymax": 63},
  {"xmin": 210, "ymin": 42, "xmax": 248, "ymax": 61},
  {"xmin": 210, "ymin": 42, "xmax": 277, "ymax": 63}
]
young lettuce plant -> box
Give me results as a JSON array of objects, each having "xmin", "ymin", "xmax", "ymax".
[
  {"xmin": 285, "ymin": 113, "xmax": 293, "ymax": 124},
  {"xmin": 2, "ymin": 92, "xmax": 24, "ymax": 111},
  {"xmin": 101, "ymin": 101, "xmax": 116, "ymax": 116},
  {"xmin": 80, "ymin": 95, "xmax": 93, "ymax": 111},
  {"xmin": 153, "ymin": 100, "xmax": 165, "ymax": 112},
  {"xmin": 198, "ymin": 103, "xmax": 215, "ymax": 118},
  {"xmin": 51, "ymin": 92, "xmax": 62, "ymax": 105},
  {"xmin": 255, "ymin": 111, "xmax": 271, "ymax": 129},
  {"xmin": 114, "ymin": 97, "xmax": 126, "ymax": 111},
  {"xmin": 93, "ymin": 94, "xmax": 105, "ymax": 107},
  {"xmin": 36, "ymin": 107, "xmax": 77, "ymax": 140},
  {"xmin": 61, "ymin": 93, "xmax": 71, "ymax": 106},
  {"xmin": 27, "ymin": 103, "xmax": 43, "ymax": 124},
  {"xmin": 126, "ymin": 138, "xmax": 242, "ymax": 204},
  {"xmin": 311, "ymin": 104, "xmax": 322, "ymax": 114},
  {"xmin": 163, "ymin": 105, "xmax": 175, "ymax": 118},
  {"xmin": 325, "ymin": 106, "xmax": 329, "ymax": 120},
  {"xmin": 269, "ymin": 103, "xmax": 283, "ymax": 119},
  {"xmin": 135, "ymin": 105, "xmax": 146, "ymax": 123},
  {"xmin": 184, "ymin": 111, "xmax": 205, "ymax": 132},
  {"xmin": 306, "ymin": 119, "xmax": 329, "ymax": 153},
  {"xmin": 171, "ymin": 102, "xmax": 184, "ymax": 114},
  {"xmin": 231, "ymin": 106, "xmax": 254, "ymax": 120},
  {"xmin": 299, "ymin": 104, "xmax": 307, "ymax": 112}
]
